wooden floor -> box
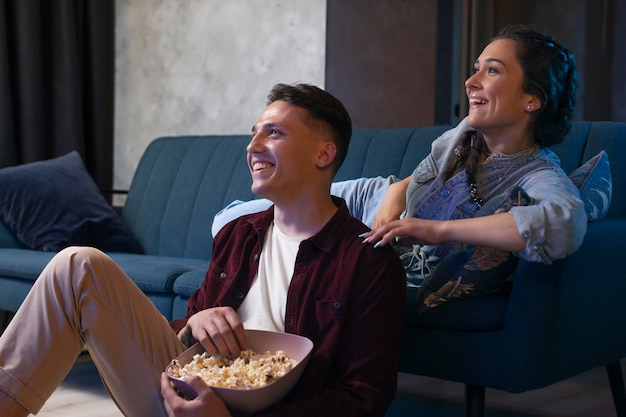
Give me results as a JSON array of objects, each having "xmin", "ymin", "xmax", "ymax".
[
  {"xmin": 33, "ymin": 355, "xmax": 624, "ymax": 417},
  {"xmin": 32, "ymin": 354, "xmax": 122, "ymax": 417}
]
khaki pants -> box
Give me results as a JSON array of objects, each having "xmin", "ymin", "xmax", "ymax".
[{"xmin": 0, "ymin": 247, "xmax": 186, "ymax": 416}]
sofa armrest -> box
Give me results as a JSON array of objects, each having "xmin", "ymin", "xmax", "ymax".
[
  {"xmin": 503, "ymin": 218, "xmax": 626, "ymax": 369},
  {"xmin": 0, "ymin": 219, "xmax": 24, "ymax": 249}
]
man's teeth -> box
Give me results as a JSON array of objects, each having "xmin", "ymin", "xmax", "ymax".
[{"xmin": 253, "ymin": 162, "xmax": 272, "ymax": 171}]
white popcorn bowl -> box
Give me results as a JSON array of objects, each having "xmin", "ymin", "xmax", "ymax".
[{"xmin": 166, "ymin": 329, "xmax": 313, "ymax": 417}]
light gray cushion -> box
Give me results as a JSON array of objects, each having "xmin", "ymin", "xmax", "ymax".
[{"xmin": 569, "ymin": 150, "xmax": 612, "ymax": 221}]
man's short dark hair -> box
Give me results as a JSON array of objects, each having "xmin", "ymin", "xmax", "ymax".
[{"xmin": 267, "ymin": 83, "xmax": 352, "ymax": 174}]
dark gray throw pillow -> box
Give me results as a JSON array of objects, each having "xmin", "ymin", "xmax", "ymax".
[{"xmin": 0, "ymin": 151, "xmax": 138, "ymax": 252}]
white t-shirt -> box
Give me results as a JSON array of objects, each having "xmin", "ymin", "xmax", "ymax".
[{"xmin": 237, "ymin": 221, "xmax": 302, "ymax": 332}]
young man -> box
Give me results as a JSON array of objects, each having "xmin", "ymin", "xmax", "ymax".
[{"xmin": 0, "ymin": 84, "xmax": 406, "ymax": 417}]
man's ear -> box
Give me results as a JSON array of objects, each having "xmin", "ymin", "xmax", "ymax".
[{"xmin": 316, "ymin": 142, "xmax": 337, "ymax": 169}]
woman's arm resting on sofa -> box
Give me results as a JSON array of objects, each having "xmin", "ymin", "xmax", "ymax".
[
  {"xmin": 212, "ymin": 177, "xmax": 400, "ymax": 236},
  {"xmin": 211, "ymin": 199, "xmax": 273, "ymax": 237}
]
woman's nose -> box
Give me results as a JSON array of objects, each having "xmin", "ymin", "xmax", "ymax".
[{"xmin": 465, "ymin": 72, "xmax": 480, "ymax": 89}]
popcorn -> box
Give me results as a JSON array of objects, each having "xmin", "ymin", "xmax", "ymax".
[{"xmin": 168, "ymin": 349, "xmax": 297, "ymax": 389}]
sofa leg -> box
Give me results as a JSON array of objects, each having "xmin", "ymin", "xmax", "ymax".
[
  {"xmin": 607, "ymin": 361, "xmax": 626, "ymax": 417},
  {"xmin": 465, "ymin": 384, "xmax": 485, "ymax": 417}
]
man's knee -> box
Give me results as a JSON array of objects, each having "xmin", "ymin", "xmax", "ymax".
[
  {"xmin": 55, "ymin": 246, "xmax": 108, "ymax": 264},
  {"xmin": 45, "ymin": 246, "xmax": 112, "ymax": 281}
]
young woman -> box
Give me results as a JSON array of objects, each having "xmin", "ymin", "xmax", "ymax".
[
  {"xmin": 361, "ymin": 25, "xmax": 586, "ymax": 307},
  {"xmin": 365, "ymin": 25, "xmax": 584, "ymax": 257}
]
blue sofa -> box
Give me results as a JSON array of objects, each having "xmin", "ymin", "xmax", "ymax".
[{"xmin": 1, "ymin": 121, "xmax": 625, "ymax": 416}]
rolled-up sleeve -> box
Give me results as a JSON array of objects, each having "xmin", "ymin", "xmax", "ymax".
[{"xmin": 510, "ymin": 168, "xmax": 587, "ymax": 263}]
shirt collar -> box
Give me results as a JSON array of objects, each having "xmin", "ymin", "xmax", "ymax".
[
  {"xmin": 247, "ymin": 196, "xmax": 351, "ymax": 255},
  {"xmin": 484, "ymin": 145, "xmax": 541, "ymax": 166}
]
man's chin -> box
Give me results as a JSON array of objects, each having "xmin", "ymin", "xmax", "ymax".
[{"xmin": 251, "ymin": 185, "xmax": 269, "ymax": 200}]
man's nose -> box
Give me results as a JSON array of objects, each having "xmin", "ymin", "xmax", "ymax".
[{"xmin": 246, "ymin": 132, "xmax": 263, "ymax": 153}]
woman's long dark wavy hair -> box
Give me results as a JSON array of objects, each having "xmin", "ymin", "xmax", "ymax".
[{"xmin": 447, "ymin": 25, "xmax": 579, "ymax": 192}]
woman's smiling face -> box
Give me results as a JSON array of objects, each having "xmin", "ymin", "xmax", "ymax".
[{"xmin": 465, "ymin": 38, "xmax": 541, "ymax": 144}]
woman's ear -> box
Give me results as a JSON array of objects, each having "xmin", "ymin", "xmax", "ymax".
[
  {"xmin": 316, "ymin": 142, "xmax": 337, "ymax": 169},
  {"xmin": 524, "ymin": 96, "xmax": 543, "ymax": 113}
]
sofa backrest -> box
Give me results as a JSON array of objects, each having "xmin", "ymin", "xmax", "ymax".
[
  {"xmin": 122, "ymin": 135, "xmax": 255, "ymax": 259},
  {"xmin": 345, "ymin": 121, "xmax": 626, "ymax": 219},
  {"xmin": 122, "ymin": 121, "xmax": 625, "ymax": 259},
  {"xmin": 334, "ymin": 126, "xmax": 451, "ymax": 180}
]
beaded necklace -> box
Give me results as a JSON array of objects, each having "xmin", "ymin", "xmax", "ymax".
[{"xmin": 469, "ymin": 182, "xmax": 484, "ymax": 207}]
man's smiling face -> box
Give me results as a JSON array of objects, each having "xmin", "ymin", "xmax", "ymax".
[{"xmin": 247, "ymin": 100, "xmax": 327, "ymax": 203}]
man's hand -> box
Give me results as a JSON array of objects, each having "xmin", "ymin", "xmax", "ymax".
[
  {"xmin": 161, "ymin": 373, "xmax": 232, "ymax": 417},
  {"xmin": 182, "ymin": 307, "xmax": 248, "ymax": 356}
]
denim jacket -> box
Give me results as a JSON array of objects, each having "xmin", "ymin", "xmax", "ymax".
[{"xmin": 405, "ymin": 118, "xmax": 587, "ymax": 264}]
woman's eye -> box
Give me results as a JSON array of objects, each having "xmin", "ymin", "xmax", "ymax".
[{"xmin": 487, "ymin": 66, "xmax": 499, "ymax": 74}]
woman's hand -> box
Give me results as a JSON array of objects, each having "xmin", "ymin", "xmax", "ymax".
[
  {"xmin": 181, "ymin": 307, "xmax": 248, "ymax": 357},
  {"xmin": 161, "ymin": 373, "xmax": 232, "ymax": 417},
  {"xmin": 363, "ymin": 212, "xmax": 526, "ymax": 253},
  {"xmin": 371, "ymin": 176, "xmax": 411, "ymax": 229},
  {"xmin": 364, "ymin": 217, "xmax": 442, "ymax": 248}
]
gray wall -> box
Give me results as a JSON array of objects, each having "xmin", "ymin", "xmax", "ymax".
[{"xmin": 113, "ymin": 0, "xmax": 326, "ymax": 190}]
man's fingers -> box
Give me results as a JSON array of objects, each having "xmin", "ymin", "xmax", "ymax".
[{"xmin": 200, "ymin": 314, "xmax": 246, "ymax": 356}]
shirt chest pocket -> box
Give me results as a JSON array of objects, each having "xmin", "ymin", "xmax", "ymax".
[
  {"xmin": 406, "ymin": 156, "xmax": 438, "ymax": 217},
  {"xmin": 411, "ymin": 156, "xmax": 438, "ymax": 185},
  {"xmin": 207, "ymin": 265, "xmax": 235, "ymax": 283},
  {"xmin": 314, "ymin": 299, "xmax": 348, "ymax": 334}
]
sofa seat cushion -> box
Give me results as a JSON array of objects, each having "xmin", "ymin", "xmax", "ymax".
[
  {"xmin": 173, "ymin": 269, "xmax": 207, "ymax": 298},
  {"xmin": 107, "ymin": 253, "xmax": 209, "ymax": 293},
  {"xmin": 0, "ymin": 249, "xmax": 56, "ymax": 280},
  {"xmin": 0, "ymin": 249, "xmax": 209, "ymax": 295},
  {"xmin": 405, "ymin": 286, "xmax": 509, "ymax": 331}
]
